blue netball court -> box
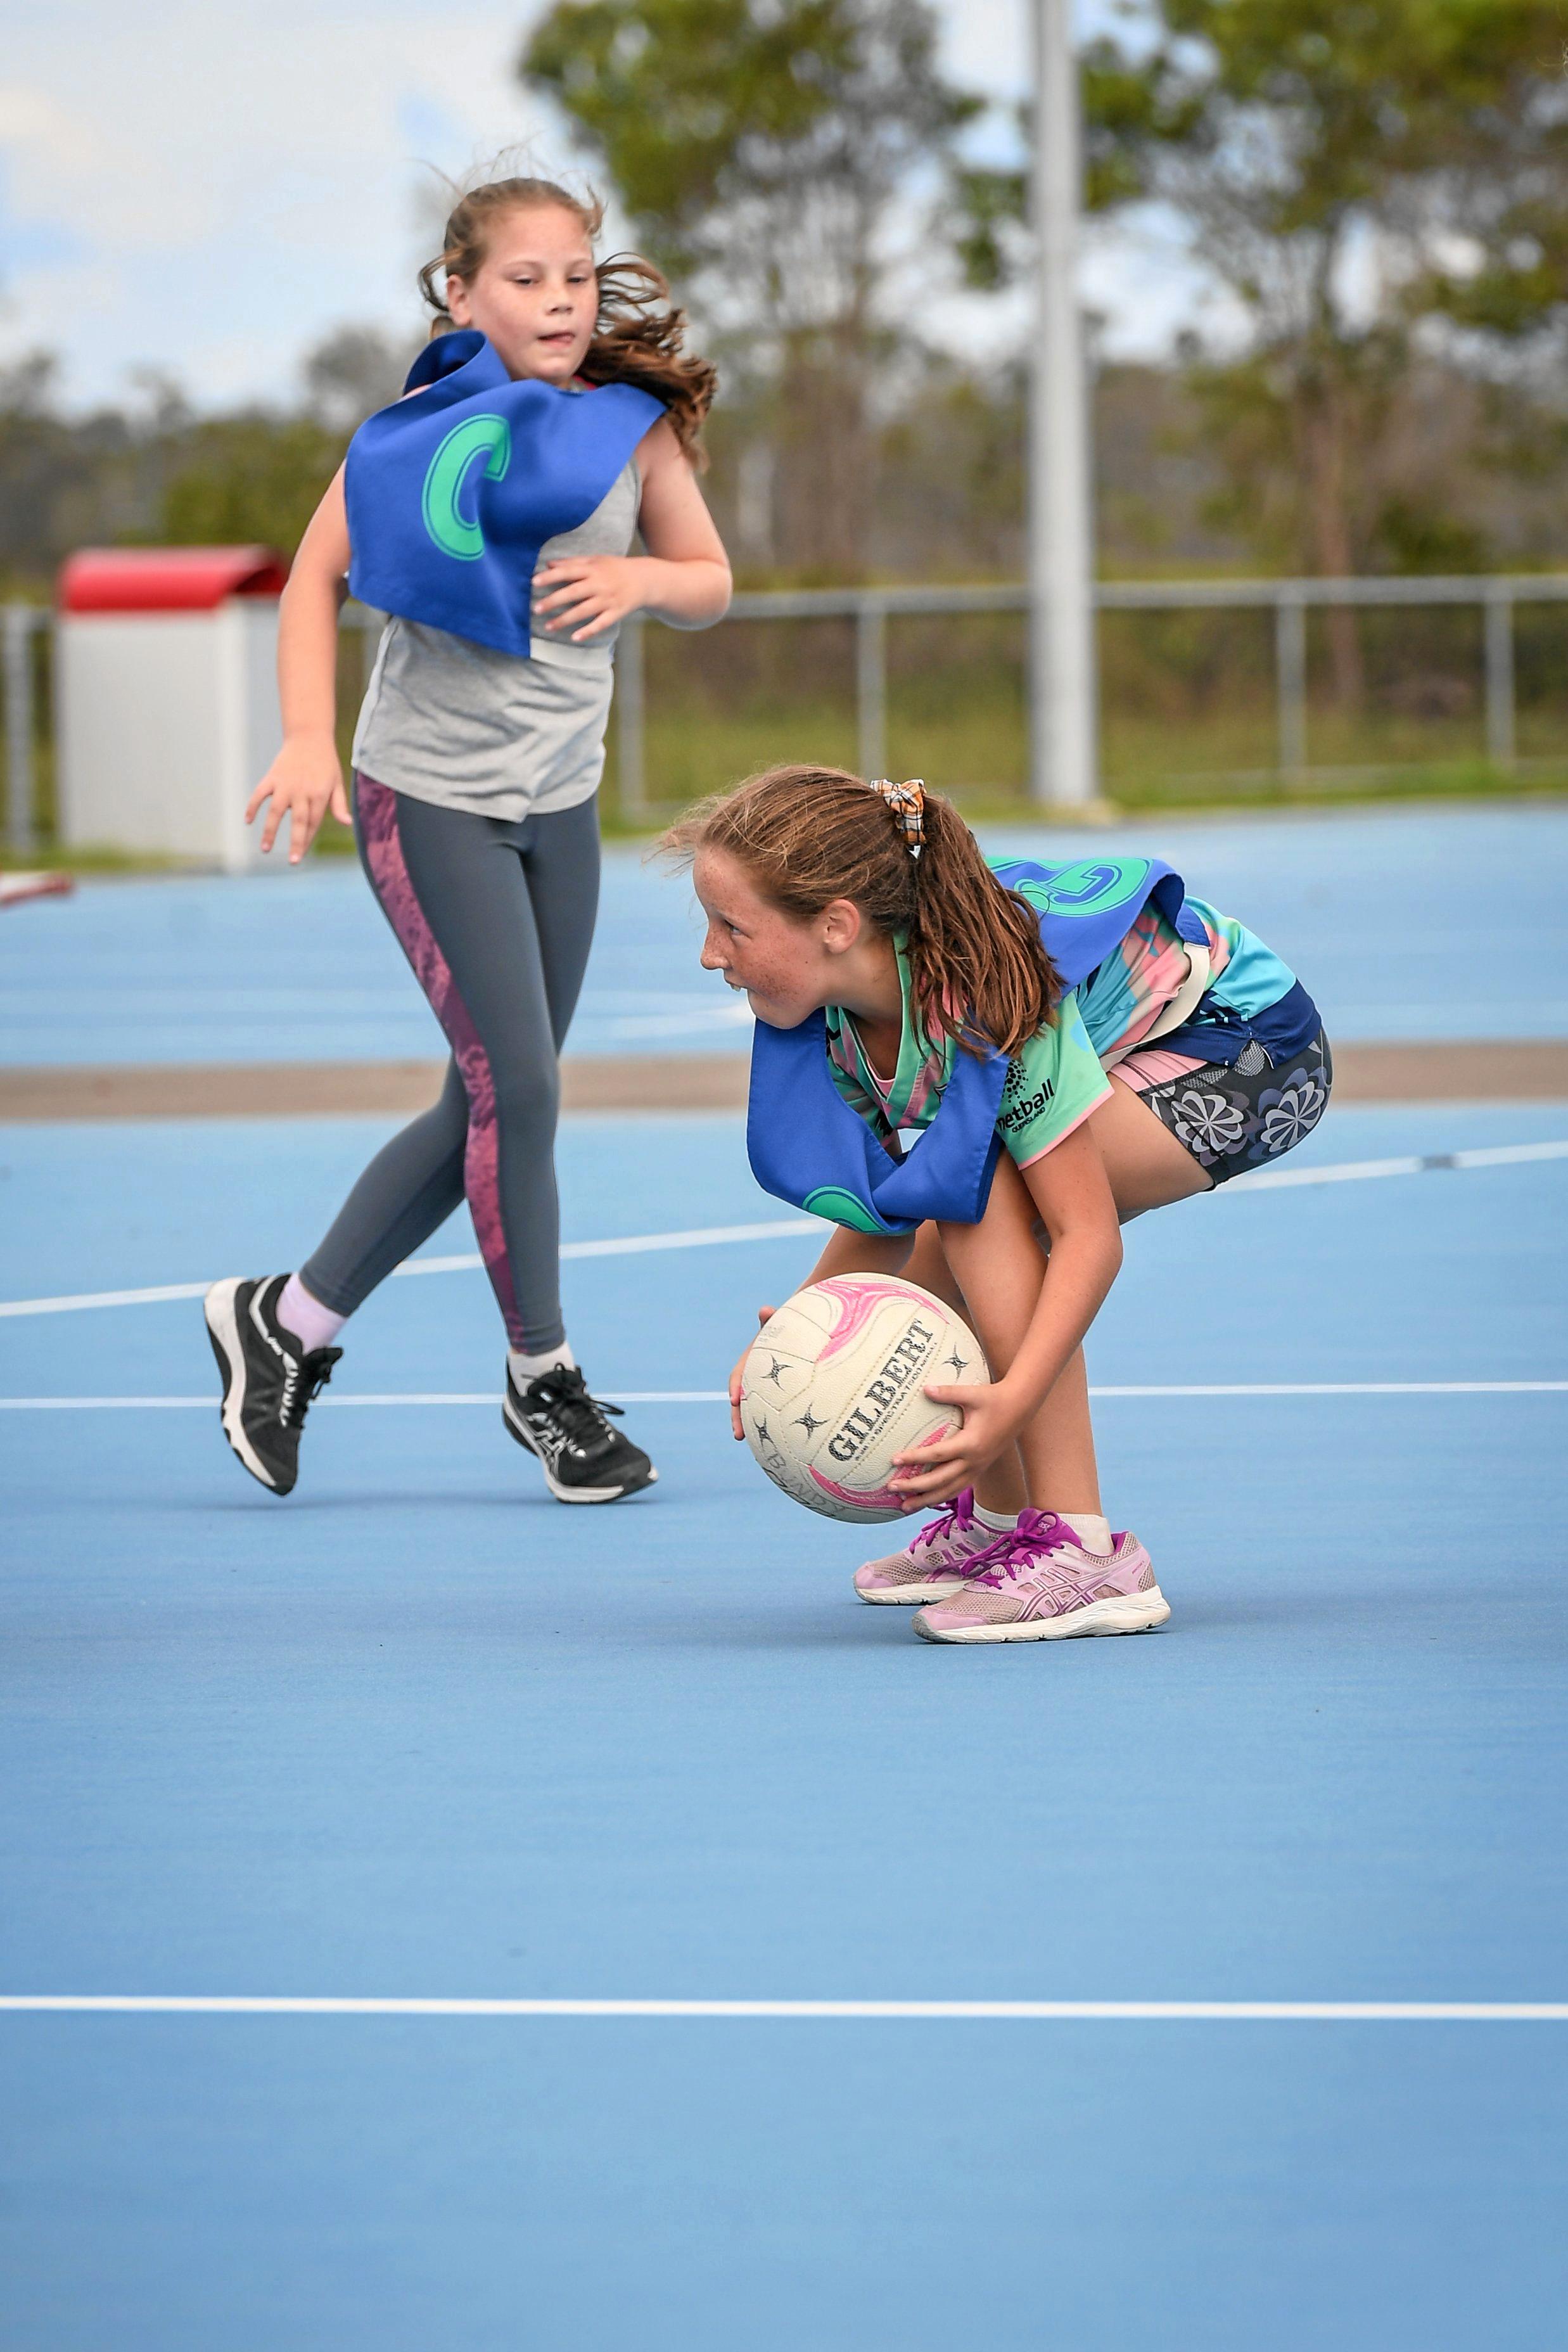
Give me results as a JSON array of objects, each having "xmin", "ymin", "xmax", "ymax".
[{"xmin": 1, "ymin": 807, "xmax": 1565, "ymax": 2350}]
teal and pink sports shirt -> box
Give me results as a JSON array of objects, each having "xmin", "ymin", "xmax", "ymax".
[{"xmin": 825, "ymin": 880, "xmax": 1298, "ymax": 1170}]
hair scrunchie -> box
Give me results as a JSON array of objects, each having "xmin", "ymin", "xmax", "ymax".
[{"xmin": 869, "ymin": 776, "xmax": 926, "ymax": 862}]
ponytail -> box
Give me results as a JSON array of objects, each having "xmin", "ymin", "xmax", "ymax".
[{"xmin": 662, "ymin": 766, "xmax": 1059, "ymax": 1058}]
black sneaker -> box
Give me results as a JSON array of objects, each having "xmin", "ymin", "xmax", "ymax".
[
  {"xmin": 502, "ymin": 1362, "xmax": 657, "ymax": 1504},
  {"xmin": 203, "ymin": 1275, "xmax": 342, "ymax": 1495}
]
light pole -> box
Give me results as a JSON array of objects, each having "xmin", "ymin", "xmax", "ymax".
[{"xmin": 1028, "ymin": 0, "xmax": 1098, "ymax": 808}]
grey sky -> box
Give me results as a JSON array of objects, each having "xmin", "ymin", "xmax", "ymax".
[{"xmin": 0, "ymin": 0, "xmax": 1211, "ymax": 412}]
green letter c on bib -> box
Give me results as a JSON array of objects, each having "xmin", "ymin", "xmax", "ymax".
[
  {"xmin": 1030, "ymin": 856, "xmax": 1151, "ymax": 917},
  {"xmin": 803, "ymin": 1184, "xmax": 889, "ymax": 1236},
  {"xmin": 421, "ymin": 414, "xmax": 511, "ymax": 561}
]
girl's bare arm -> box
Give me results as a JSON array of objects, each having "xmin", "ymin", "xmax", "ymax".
[
  {"xmin": 246, "ymin": 468, "xmax": 352, "ymax": 862},
  {"xmin": 532, "ymin": 419, "xmax": 732, "ymax": 643}
]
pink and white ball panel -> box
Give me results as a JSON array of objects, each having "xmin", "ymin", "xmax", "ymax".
[{"xmin": 740, "ymin": 1274, "xmax": 988, "ymax": 1524}]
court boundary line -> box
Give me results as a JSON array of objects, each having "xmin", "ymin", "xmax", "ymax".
[
  {"xmin": 1, "ymin": 1139, "xmax": 1564, "ymax": 1322},
  {"xmin": 0, "ymin": 1995, "xmax": 1563, "ymax": 2021},
  {"xmin": 1, "ymin": 1381, "xmax": 1564, "ymax": 1410},
  {"xmin": 0, "ymin": 1219, "xmax": 819, "ymax": 1320}
]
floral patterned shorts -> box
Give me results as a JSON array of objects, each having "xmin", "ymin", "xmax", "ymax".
[{"xmin": 1141, "ymin": 1028, "xmax": 1333, "ymax": 1185}]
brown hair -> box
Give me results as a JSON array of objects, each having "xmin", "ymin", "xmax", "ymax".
[
  {"xmin": 663, "ymin": 767, "xmax": 1060, "ymax": 1058},
  {"xmin": 417, "ymin": 174, "xmax": 717, "ymax": 459}
]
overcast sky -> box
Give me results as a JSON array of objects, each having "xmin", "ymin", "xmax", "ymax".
[{"xmin": 0, "ymin": 0, "xmax": 1211, "ymax": 413}]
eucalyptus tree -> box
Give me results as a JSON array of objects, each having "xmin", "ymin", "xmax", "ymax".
[{"xmin": 521, "ymin": 0, "xmax": 983, "ymax": 572}]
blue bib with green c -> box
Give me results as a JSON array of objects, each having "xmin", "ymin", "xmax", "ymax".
[
  {"xmin": 746, "ymin": 855, "xmax": 1204, "ymax": 1235},
  {"xmin": 345, "ymin": 331, "xmax": 664, "ymax": 658}
]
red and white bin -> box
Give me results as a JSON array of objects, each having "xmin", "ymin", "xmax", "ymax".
[{"xmin": 57, "ymin": 546, "xmax": 289, "ymax": 871}]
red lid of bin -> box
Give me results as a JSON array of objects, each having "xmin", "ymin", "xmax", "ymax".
[{"xmin": 59, "ymin": 546, "xmax": 288, "ymax": 613}]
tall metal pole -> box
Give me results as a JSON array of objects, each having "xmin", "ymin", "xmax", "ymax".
[
  {"xmin": 855, "ymin": 599, "xmax": 888, "ymax": 782},
  {"xmin": 1028, "ymin": 0, "xmax": 1097, "ymax": 807},
  {"xmin": 4, "ymin": 606, "xmax": 36, "ymax": 855}
]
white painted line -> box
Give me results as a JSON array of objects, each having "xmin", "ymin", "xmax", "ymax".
[
  {"xmin": 1229, "ymin": 1137, "xmax": 1568, "ymax": 1191},
  {"xmin": 0, "ymin": 1392, "xmax": 730, "ymax": 1410},
  {"xmin": 384, "ymin": 1253, "xmax": 481, "ymax": 1277},
  {"xmin": 1, "ymin": 1142, "xmax": 1563, "ymax": 1321},
  {"xmin": 395, "ymin": 1221, "xmax": 824, "ymax": 1277},
  {"xmin": 1452, "ymin": 1139, "xmax": 1568, "ymax": 1170},
  {"xmin": 1088, "ymin": 1380, "xmax": 1568, "ymax": 1398},
  {"xmin": 1, "ymin": 1383, "xmax": 1562, "ymax": 1411},
  {"xmin": 0, "ymin": 1995, "xmax": 1563, "ymax": 2022},
  {"xmin": 0, "ymin": 1219, "xmax": 820, "ymax": 1319},
  {"xmin": 0, "ymin": 1280, "xmax": 214, "ymax": 1317},
  {"xmin": 561, "ymin": 1219, "xmax": 819, "ymax": 1262}
]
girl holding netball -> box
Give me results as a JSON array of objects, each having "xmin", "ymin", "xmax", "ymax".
[
  {"xmin": 671, "ymin": 767, "xmax": 1330, "ymax": 1644},
  {"xmin": 206, "ymin": 173, "xmax": 729, "ymax": 1503}
]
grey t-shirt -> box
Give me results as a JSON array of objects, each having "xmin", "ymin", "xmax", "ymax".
[{"xmin": 352, "ymin": 455, "xmax": 640, "ymax": 821}]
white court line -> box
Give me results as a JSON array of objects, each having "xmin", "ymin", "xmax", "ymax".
[
  {"xmin": 0, "ymin": 1994, "xmax": 1563, "ymax": 2022},
  {"xmin": 0, "ymin": 1392, "xmax": 731, "ymax": 1410},
  {"xmin": 1, "ymin": 1383, "xmax": 1562, "ymax": 1411},
  {"xmin": 1228, "ymin": 1137, "xmax": 1568, "ymax": 1191},
  {"xmin": 0, "ymin": 1219, "xmax": 819, "ymax": 1319},
  {"xmin": 1089, "ymin": 1380, "xmax": 1568, "ymax": 1398},
  {"xmin": 1, "ymin": 1142, "xmax": 1564, "ymax": 1322}
]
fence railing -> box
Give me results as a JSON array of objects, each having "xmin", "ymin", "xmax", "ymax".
[
  {"xmin": 596, "ymin": 573, "xmax": 1562, "ymax": 815},
  {"xmin": 8, "ymin": 572, "xmax": 1568, "ymax": 850}
]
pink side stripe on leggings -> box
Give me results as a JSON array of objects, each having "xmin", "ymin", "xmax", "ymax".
[{"xmin": 355, "ymin": 776, "xmax": 524, "ymax": 1345}]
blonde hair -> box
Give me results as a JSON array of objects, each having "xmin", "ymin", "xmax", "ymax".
[
  {"xmin": 663, "ymin": 766, "xmax": 1059, "ymax": 1058},
  {"xmin": 417, "ymin": 173, "xmax": 717, "ymax": 458}
]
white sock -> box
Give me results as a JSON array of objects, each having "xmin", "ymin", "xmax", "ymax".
[
  {"xmin": 972, "ymin": 1503, "xmax": 1020, "ymax": 1534},
  {"xmin": 508, "ymin": 1340, "xmax": 577, "ymax": 1386},
  {"xmin": 277, "ymin": 1272, "xmax": 346, "ymax": 1354},
  {"xmin": 1059, "ymin": 1510, "xmax": 1113, "ymax": 1557}
]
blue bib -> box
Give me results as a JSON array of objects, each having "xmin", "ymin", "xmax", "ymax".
[
  {"xmin": 345, "ymin": 331, "xmax": 665, "ymax": 658},
  {"xmin": 747, "ymin": 854, "xmax": 1206, "ymax": 1236}
]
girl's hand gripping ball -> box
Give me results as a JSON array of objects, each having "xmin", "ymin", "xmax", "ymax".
[{"xmin": 736, "ymin": 1274, "xmax": 988, "ymax": 1523}]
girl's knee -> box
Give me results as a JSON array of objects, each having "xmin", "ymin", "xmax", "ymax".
[
  {"xmin": 488, "ymin": 1058, "xmax": 560, "ymax": 1134},
  {"xmin": 834, "ymin": 1228, "xmax": 915, "ymax": 1277}
]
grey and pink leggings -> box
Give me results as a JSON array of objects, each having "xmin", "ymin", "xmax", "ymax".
[{"xmin": 301, "ymin": 776, "xmax": 600, "ymax": 1353}]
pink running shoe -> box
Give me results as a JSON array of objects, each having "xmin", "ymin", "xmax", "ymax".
[
  {"xmin": 853, "ymin": 1488, "xmax": 1006, "ymax": 1604},
  {"xmin": 911, "ymin": 1509, "xmax": 1170, "ymax": 1644}
]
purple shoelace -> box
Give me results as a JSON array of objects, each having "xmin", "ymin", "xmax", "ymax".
[
  {"xmin": 910, "ymin": 1486, "xmax": 978, "ymax": 1553},
  {"xmin": 971, "ymin": 1507, "xmax": 1085, "ymax": 1588}
]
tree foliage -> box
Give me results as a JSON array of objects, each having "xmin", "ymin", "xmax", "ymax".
[
  {"xmin": 521, "ymin": 0, "xmax": 983, "ymax": 572},
  {"xmin": 1095, "ymin": 3, "xmax": 1568, "ymax": 689},
  {"xmin": 523, "ymin": 0, "xmax": 978, "ymax": 291},
  {"xmin": 0, "ymin": 324, "xmax": 415, "ymax": 590},
  {"xmin": 158, "ymin": 416, "xmax": 351, "ymax": 551}
]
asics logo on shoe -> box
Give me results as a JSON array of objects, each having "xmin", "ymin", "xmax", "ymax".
[
  {"xmin": 523, "ymin": 1414, "xmax": 570, "ymax": 1467},
  {"xmin": 252, "ymin": 1304, "xmax": 305, "ymax": 1421},
  {"xmin": 503, "ymin": 1364, "xmax": 656, "ymax": 1504}
]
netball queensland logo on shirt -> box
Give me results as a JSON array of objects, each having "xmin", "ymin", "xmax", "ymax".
[
  {"xmin": 1031, "ymin": 857, "xmax": 1152, "ymax": 916},
  {"xmin": 420, "ymin": 414, "xmax": 512, "ymax": 561}
]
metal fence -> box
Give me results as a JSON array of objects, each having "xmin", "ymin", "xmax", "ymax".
[
  {"xmin": 8, "ymin": 572, "xmax": 1568, "ymax": 851},
  {"xmin": 590, "ymin": 573, "xmax": 1562, "ymax": 818}
]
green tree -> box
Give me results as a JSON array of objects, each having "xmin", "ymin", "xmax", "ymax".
[
  {"xmin": 158, "ymin": 414, "xmax": 348, "ymax": 554},
  {"xmin": 962, "ymin": 1, "xmax": 1568, "ymax": 696},
  {"xmin": 521, "ymin": 0, "xmax": 982, "ymax": 574},
  {"xmin": 158, "ymin": 324, "xmax": 416, "ymax": 551},
  {"xmin": 1100, "ymin": 1, "xmax": 1568, "ymax": 696}
]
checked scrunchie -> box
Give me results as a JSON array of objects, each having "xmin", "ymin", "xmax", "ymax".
[{"xmin": 869, "ymin": 776, "xmax": 926, "ymax": 861}]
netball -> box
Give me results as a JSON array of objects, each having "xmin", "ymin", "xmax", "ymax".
[{"xmin": 739, "ymin": 1274, "xmax": 988, "ymax": 1523}]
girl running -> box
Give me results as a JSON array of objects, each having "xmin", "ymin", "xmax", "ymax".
[
  {"xmin": 670, "ymin": 767, "xmax": 1331, "ymax": 1643},
  {"xmin": 206, "ymin": 173, "xmax": 730, "ymax": 1504}
]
